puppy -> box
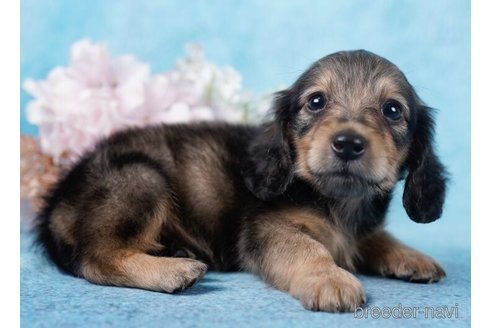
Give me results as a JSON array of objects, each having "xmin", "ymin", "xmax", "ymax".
[{"xmin": 36, "ymin": 50, "xmax": 447, "ymax": 312}]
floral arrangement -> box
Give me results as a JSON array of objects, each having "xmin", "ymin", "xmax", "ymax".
[{"xmin": 21, "ymin": 39, "xmax": 271, "ymax": 212}]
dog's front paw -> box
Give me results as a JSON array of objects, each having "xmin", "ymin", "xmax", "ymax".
[
  {"xmin": 381, "ymin": 250, "xmax": 445, "ymax": 283},
  {"xmin": 290, "ymin": 267, "xmax": 366, "ymax": 312}
]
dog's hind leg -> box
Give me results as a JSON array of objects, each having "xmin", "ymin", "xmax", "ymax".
[
  {"xmin": 44, "ymin": 151, "xmax": 208, "ymax": 292},
  {"xmin": 73, "ymin": 190, "xmax": 208, "ymax": 293},
  {"xmin": 79, "ymin": 251, "xmax": 207, "ymax": 292}
]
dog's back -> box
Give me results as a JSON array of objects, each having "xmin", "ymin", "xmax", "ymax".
[{"xmin": 36, "ymin": 123, "xmax": 257, "ymax": 289}]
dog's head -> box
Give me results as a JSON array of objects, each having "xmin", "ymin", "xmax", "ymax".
[{"xmin": 244, "ymin": 50, "xmax": 447, "ymax": 223}]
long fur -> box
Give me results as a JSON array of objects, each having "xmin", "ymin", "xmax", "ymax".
[{"xmin": 36, "ymin": 50, "xmax": 448, "ymax": 312}]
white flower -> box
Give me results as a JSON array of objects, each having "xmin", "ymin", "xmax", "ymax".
[{"xmin": 24, "ymin": 39, "xmax": 260, "ymax": 164}]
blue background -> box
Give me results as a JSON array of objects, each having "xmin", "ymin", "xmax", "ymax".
[{"xmin": 21, "ymin": 1, "xmax": 470, "ymax": 327}]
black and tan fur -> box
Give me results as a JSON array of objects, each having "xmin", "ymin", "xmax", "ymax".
[{"xmin": 37, "ymin": 50, "xmax": 447, "ymax": 312}]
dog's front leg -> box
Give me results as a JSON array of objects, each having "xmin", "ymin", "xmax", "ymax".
[
  {"xmin": 239, "ymin": 210, "xmax": 365, "ymax": 312},
  {"xmin": 357, "ymin": 230, "xmax": 445, "ymax": 283}
]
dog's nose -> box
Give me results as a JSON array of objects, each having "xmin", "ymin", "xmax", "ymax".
[{"xmin": 331, "ymin": 132, "xmax": 367, "ymax": 161}]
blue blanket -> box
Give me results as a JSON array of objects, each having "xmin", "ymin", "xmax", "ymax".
[{"xmin": 21, "ymin": 225, "xmax": 470, "ymax": 327}]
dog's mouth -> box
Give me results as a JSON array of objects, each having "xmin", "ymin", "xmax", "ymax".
[{"xmin": 314, "ymin": 169, "xmax": 383, "ymax": 199}]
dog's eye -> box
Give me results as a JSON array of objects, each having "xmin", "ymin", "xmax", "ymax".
[
  {"xmin": 381, "ymin": 100, "xmax": 402, "ymax": 121},
  {"xmin": 307, "ymin": 94, "xmax": 327, "ymax": 112}
]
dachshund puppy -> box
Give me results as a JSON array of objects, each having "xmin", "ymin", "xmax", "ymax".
[{"xmin": 37, "ymin": 50, "xmax": 447, "ymax": 312}]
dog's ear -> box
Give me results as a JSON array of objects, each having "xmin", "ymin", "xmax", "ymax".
[
  {"xmin": 403, "ymin": 105, "xmax": 448, "ymax": 223},
  {"xmin": 243, "ymin": 90, "xmax": 294, "ymax": 200}
]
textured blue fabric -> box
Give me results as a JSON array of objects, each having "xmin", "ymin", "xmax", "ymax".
[
  {"xmin": 20, "ymin": 1, "xmax": 470, "ymax": 327},
  {"xmin": 21, "ymin": 226, "xmax": 470, "ymax": 327}
]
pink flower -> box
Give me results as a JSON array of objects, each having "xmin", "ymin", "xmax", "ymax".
[
  {"xmin": 24, "ymin": 39, "xmax": 150, "ymax": 163},
  {"xmin": 24, "ymin": 40, "xmax": 259, "ymax": 164}
]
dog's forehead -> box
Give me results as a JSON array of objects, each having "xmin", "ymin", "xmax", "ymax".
[{"xmin": 297, "ymin": 51, "xmax": 411, "ymax": 107}]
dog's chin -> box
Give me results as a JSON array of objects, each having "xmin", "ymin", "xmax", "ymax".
[{"xmin": 315, "ymin": 172, "xmax": 376, "ymax": 199}]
